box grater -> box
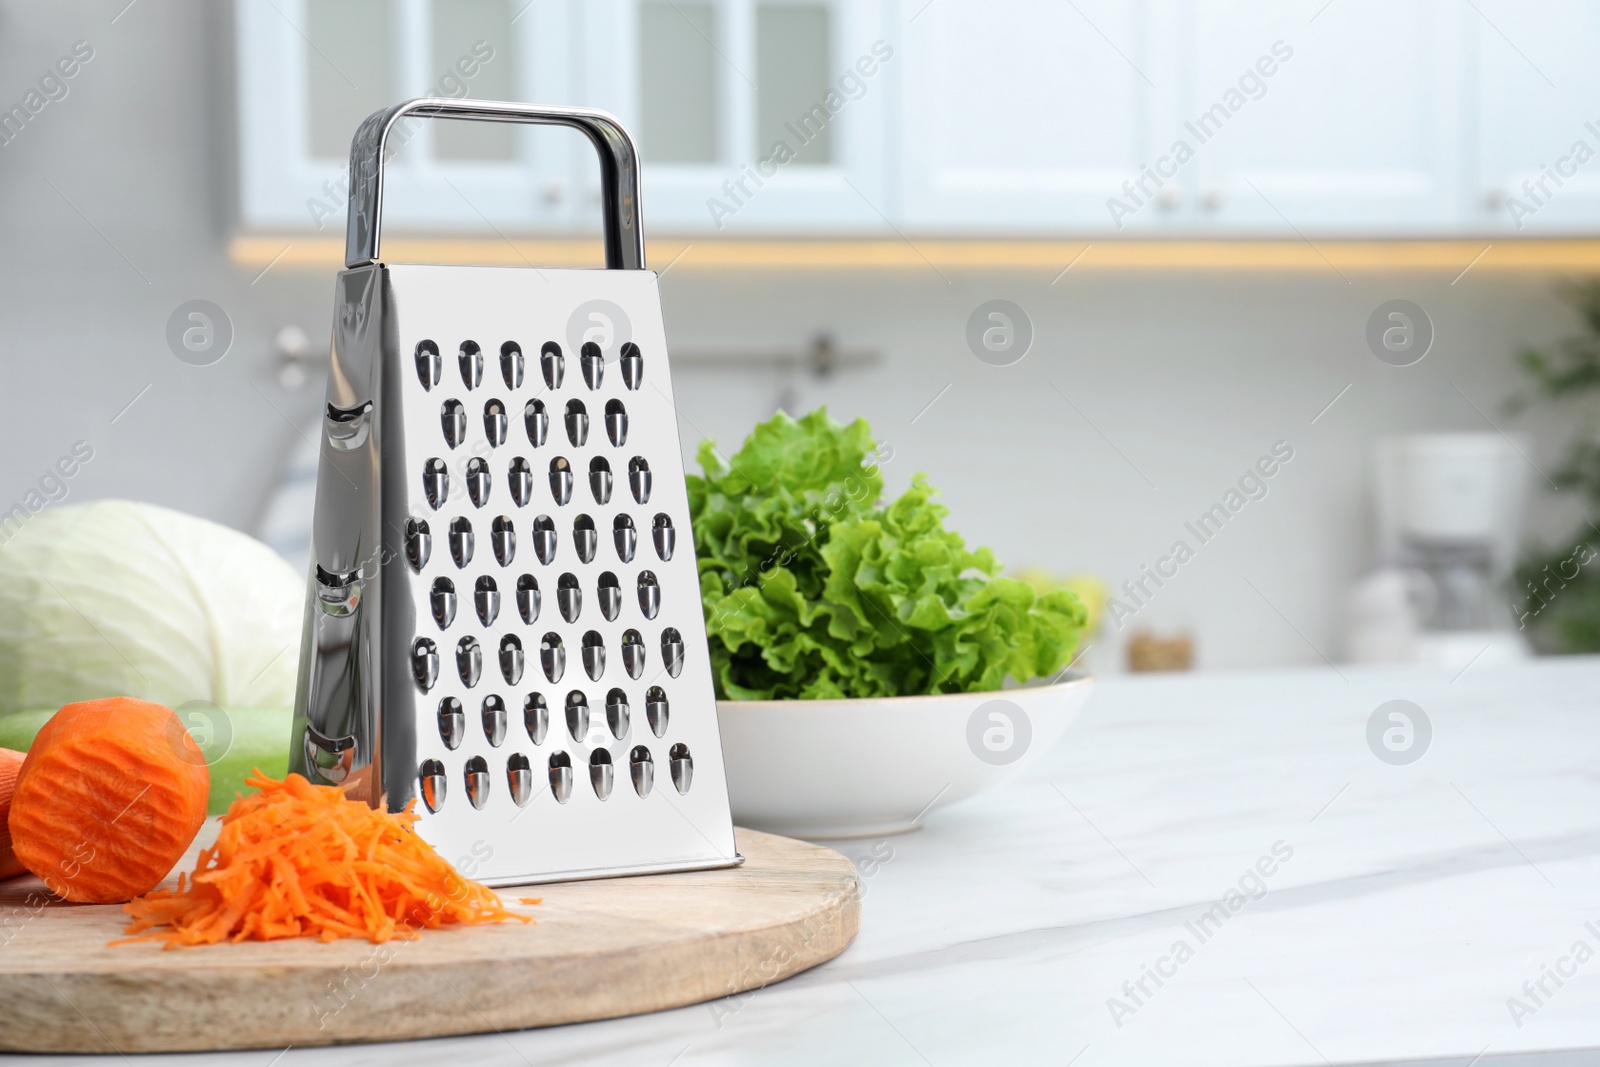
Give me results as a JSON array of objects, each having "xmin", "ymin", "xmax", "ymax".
[{"xmin": 290, "ymin": 99, "xmax": 740, "ymax": 886}]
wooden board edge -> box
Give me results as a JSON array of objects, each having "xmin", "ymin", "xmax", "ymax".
[{"xmin": 0, "ymin": 833, "xmax": 862, "ymax": 1054}]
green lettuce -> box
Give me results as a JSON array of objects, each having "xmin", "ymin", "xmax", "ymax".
[{"xmin": 689, "ymin": 409, "xmax": 1086, "ymax": 699}]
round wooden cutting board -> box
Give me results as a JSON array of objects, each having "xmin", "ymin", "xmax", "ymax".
[{"xmin": 0, "ymin": 828, "xmax": 860, "ymax": 1054}]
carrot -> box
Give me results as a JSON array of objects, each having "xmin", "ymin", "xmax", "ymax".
[
  {"xmin": 119, "ymin": 770, "xmax": 529, "ymax": 948},
  {"xmin": 0, "ymin": 747, "xmax": 24, "ymax": 880},
  {"xmin": 8, "ymin": 698, "xmax": 209, "ymax": 904}
]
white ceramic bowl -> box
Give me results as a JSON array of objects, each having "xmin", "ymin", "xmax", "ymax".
[{"xmin": 716, "ymin": 672, "xmax": 1095, "ymax": 839}]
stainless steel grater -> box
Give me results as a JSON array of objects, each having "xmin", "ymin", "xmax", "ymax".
[{"xmin": 290, "ymin": 99, "xmax": 740, "ymax": 886}]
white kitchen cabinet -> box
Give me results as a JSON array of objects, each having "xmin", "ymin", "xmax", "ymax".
[
  {"xmin": 237, "ymin": 0, "xmax": 894, "ymax": 237},
  {"xmin": 1470, "ymin": 0, "xmax": 1600, "ymax": 235},
  {"xmin": 896, "ymin": 0, "xmax": 1470, "ymax": 236},
  {"xmin": 237, "ymin": 0, "xmax": 579, "ymax": 235},
  {"xmin": 578, "ymin": 0, "xmax": 896, "ymax": 234},
  {"xmin": 235, "ymin": 0, "xmax": 1600, "ymax": 239},
  {"xmin": 1177, "ymin": 0, "xmax": 1468, "ymax": 236},
  {"xmin": 897, "ymin": 0, "xmax": 1173, "ymax": 233}
]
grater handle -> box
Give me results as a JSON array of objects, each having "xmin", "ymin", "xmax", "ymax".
[{"xmin": 344, "ymin": 99, "xmax": 645, "ymax": 271}]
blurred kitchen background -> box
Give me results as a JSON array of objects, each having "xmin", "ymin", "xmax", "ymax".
[{"xmin": 4, "ymin": 0, "xmax": 1600, "ymax": 675}]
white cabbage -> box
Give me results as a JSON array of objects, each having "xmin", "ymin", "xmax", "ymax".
[{"xmin": 0, "ymin": 500, "xmax": 304, "ymax": 713}]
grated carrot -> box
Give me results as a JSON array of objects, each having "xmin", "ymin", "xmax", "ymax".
[{"xmin": 117, "ymin": 770, "xmax": 530, "ymax": 948}]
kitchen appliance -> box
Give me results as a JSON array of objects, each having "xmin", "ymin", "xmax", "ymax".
[
  {"xmin": 290, "ymin": 99, "xmax": 739, "ymax": 885},
  {"xmin": 1343, "ymin": 567, "xmax": 1435, "ymax": 664},
  {"xmin": 1350, "ymin": 433, "xmax": 1529, "ymax": 666}
]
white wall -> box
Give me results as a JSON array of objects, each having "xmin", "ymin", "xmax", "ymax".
[
  {"xmin": 0, "ymin": 0, "xmax": 330, "ymax": 532},
  {"xmin": 0, "ymin": 1, "xmax": 1587, "ymax": 673},
  {"xmin": 656, "ymin": 267, "xmax": 1586, "ymax": 673}
]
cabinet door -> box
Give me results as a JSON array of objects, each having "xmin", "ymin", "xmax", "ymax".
[
  {"xmin": 237, "ymin": 0, "xmax": 576, "ymax": 234},
  {"xmin": 1180, "ymin": 0, "xmax": 1467, "ymax": 235},
  {"xmin": 579, "ymin": 0, "xmax": 895, "ymax": 234},
  {"xmin": 898, "ymin": 0, "xmax": 1173, "ymax": 234},
  {"xmin": 1471, "ymin": 0, "xmax": 1600, "ymax": 235}
]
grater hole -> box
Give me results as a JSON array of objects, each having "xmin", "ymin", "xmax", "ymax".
[
  {"xmin": 500, "ymin": 341, "xmax": 524, "ymax": 390},
  {"xmin": 669, "ymin": 743, "xmax": 693, "ymax": 795},
  {"xmin": 605, "ymin": 399, "xmax": 628, "ymax": 448},
  {"xmin": 419, "ymin": 758, "xmax": 447, "ymax": 812},
  {"xmin": 581, "ymin": 342, "xmax": 604, "ymax": 391},
  {"xmin": 475, "ymin": 575, "xmax": 500, "ymax": 627},
  {"xmin": 564, "ymin": 399, "xmax": 589, "ymax": 447},
  {"xmin": 464, "ymin": 754, "xmax": 490, "ymax": 809},
  {"xmin": 637, "ymin": 570, "xmax": 661, "ymax": 620},
  {"xmin": 565, "ymin": 689, "xmax": 589, "ymax": 742},
  {"xmin": 415, "ymin": 340, "xmax": 442, "ymax": 391},
  {"xmin": 532, "ymin": 514, "xmax": 557, "ymax": 565},
  {"xmin": 629, "ymin": 745, "xmax": 653, "ymax": 797},
  {"xmin": 500, "ymin": 634, "xmax": 525, "ymax": 686},
  {"xmin": 422, "ymin": 458, "xmax": 449, "ymax": 511},
  {"xmin": 589, "ymin": 747, "xmax": 614, "ymax": 800},
  {"xmin": 311, "ymin": 564, "xmax": 357, "ymax": 621},
  {"xmin": 491, "ymin": 515, "xmax": 516, "ymax": 567},
  {"xmin": 524, "ymin": 692, "xmax": 549, "ymax": 744},
  {"xmin": 589, "ymin": 456, "xmax": 613, "ymax": 504},
  {"xmin": 481, "ymin": 694, "xmax": 507, "ymax": 747},
  {"xmin": 449, "ymin": 516, "xmax": 475, "ymax": 568},
  {"xmin": 540, "ymin": 631, "xmax": 566, "ymax": 684},
  {"xmin": 430, "ymin": 576, "xmax": 457, "ymax": 630},
  {"xmin": 652, "ymin": 513, "xmax": 676, "ymax": 561},
  {"xmin": 508, "ymin": 457, "xmax": 533, "ymax": 507},
  {"xmin": 541, "ymin": 341, "xmax": 565, "ymax": 390},
  {"xmin": 613, "ymin": 514, "xmax": 637, "ymax": 563},
  {"xmin": 628, "ymin": 457, "xmax": 652, "ymax": 505},
  {"xmin": 524, "ymin": 398, "xmax": 549, "ymax": 447},
  {"xmin": 606, "ymin": 688, "xmax": 630, "ymax": 739},
  {"xmin": 326, "ymin": 401, "xmax": 372, "ymax": 452},
  {"xmin": 582, "ymin": 630, "xmax": 606, "ymax": 682},
  {"xmin": 573, "ymin": 514, "xmax": 598, "ymax": 564},
  {"xmin": 621, "ymin": 629, "xmax": 646, "ymax": 680},
  {"xmin": 459, "ymin": 341, "xmax": 483, "ymax": 390},
  {"xmin": 466, "ymin": 457, "xmax": 492, "ymax": 509},
  {"xmin": 557, "ymin": 572, "xmax": 582, "ymax": 623},
  {"xmin": 507, "ymin": 752, "xmax": 533, "ymax": 807},
  {"xmin": 548, "ymin": 751, "xmax": 573, "ymax": 804},
  {"xmin": 549, "ymin": 457, "xmax": 573, "ymax": 506},
  {"xmin": 661, "ymin": 627, "xmax": 685, "ymax": 679},
  {"xmin": 438, "ymin": 697, "xmax": 465, "ymax": 750},
  {"xmin": 457, "ymin": 636, "xmax": 483, "ymax": 688},
  {"xmin": 483, "ymin": 398, "xmax": 508, "ymax": 448},
  {"xmin": 516, "ymin": 573, "xmax": 540, "ymax": 624},
  {"xmin": 412, "ymin": 637, "xmax": 440, "ymax": 691},
  {"xmin": 646, "ymin": 686, "xmax": 669, "ymax": 737},
  {"xmin": 441, "ymin": 399, "xmax": 467, "ymax": 449},
  {"xmin": 620, "ymin": 342, "xmax": 643, "ymax": 391},
  {"xmin": 598, "ymin": 571, "xmax": 622, "ymax": 621},
  {"xmin": 406, "ymin": 518, "xmax": 432, "ymax": 572}
]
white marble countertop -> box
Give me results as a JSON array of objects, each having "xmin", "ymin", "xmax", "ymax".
[{"xmin": 15, "ymin": 657, "xmax": 1600, "ymax": 1067}]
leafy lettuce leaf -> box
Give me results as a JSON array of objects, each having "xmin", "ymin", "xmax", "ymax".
[{"xmin": 689, "ymin": 409, "xmax": 1086, "ymax": 699}]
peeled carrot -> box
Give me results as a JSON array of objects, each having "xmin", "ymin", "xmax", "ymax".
[
  {"xmin": 120, "ymin": 770, "xmax": 528, "ymax": 947},
  {"xmin": 0, "ymin": 747, "xmax": 24, "ymax": 880},
  {"xmin": 9, "ymin": 698, "xmax": 209, "ymax": 904}
]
